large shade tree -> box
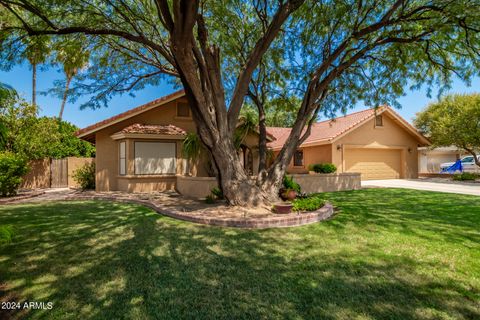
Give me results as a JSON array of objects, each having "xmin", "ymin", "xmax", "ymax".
[
  {"xmin": 415, "ymin": 93, "xmax": 480, "ymax": 167},
  {"xmin": 1, "ymin": 0, "xmax": 479, "ymax": 206}
]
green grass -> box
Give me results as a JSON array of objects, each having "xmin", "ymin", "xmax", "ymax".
[{"xmin": 0, "ymin": 189, "xmax": 479, "ymax": 319}]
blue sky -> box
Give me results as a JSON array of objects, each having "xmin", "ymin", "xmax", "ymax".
[{"xmin": 1, "ymin": 64, "xmax": 479, "ymax": 129}]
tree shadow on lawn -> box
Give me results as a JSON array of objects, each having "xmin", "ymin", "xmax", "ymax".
[
  {"xmin": 319, "ymin": 188, "xmax": 480, "ymax": 245},
  {"xmin": 0, "ymin": 198, "xmax": 479, "ymax": 319}
]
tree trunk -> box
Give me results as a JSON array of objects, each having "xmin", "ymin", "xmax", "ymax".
[
  {"xmin": 464, "ymin": 147, "xmax": 480, "ymax": 168},
  {"xmin": 32, "ymin": 63, "xmax": 37, "ymax": 106},
  {"xmin": 257, "ymin": 101, "xmax": 267, "ymax": 174},
  {"xmin": 208, "ymin": 137, "xmax": 277, "ymax": 206},
  {"xmin": 162, "ymin": 0, "xmax": 306, "ymax": 207},
  {"xmin": 59, "ymin": 76, "xmax": 72, "ymax": 119}
]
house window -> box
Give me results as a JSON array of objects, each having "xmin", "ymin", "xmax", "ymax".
[
  {"xmin": 294, "ymin": 150, "xmax": 304, "ymax": 166},
  {"xmin": 176, "ymin": 102, "xmax": 191, "ymax": 118},
  {"xmin": 119, "ymin": 141, "xmax": 126, "ymax": 175},
  {"xmin": 134, "ymin": 141, "xmax": 176, "ymax": 174},
  {"xmin": 375, "ymin": 115, "xmax": 383, "ymax": 127}
]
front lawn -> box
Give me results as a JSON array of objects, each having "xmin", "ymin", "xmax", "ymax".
[{"xmin": 0, "ymin": 189, "xmax": 479, "ymax": 319}]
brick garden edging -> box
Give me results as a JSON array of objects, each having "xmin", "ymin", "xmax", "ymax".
[
  {"xmin": 0, "ymin": 191, "xmax": 45, "ymax": 205},
  {"xmin": 64, "ymin": 194, "xmax": 335, "ymax": 229}
]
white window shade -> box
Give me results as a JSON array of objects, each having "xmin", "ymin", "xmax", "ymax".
[
  {"xmin": 119, "ymin": 141, "xmax": 126, "ymax": 175},
  {"xmin": 134, "ymin": 142, "xmax": 176, "ymax": 174}
]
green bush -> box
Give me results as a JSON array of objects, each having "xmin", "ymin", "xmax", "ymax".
[
  {"xmin": 283, "ymin": 175, "xmax": 301, "ymax": 193},
  {"xmin": 211, "ymin": 187, "xmax": 224, "ymax": 200},
  {"xmin": 0, "ymin": 225, "xmax": 14, "ymax": 245},
  {"xmin": 73, "ymin": 162, "xmax": 96, "ymax": 190},
  {"xmin": 292, "ymin": 196, "xmax": 326, "ymax": 212},
  {"xmin": 453, "ymin": 172, "xmax": 479, "ymax": 181},
  {"xmin": 309, "ymin": 163, "xmax": 337, "ymax": 174},
  {"xmin": 0, "ymin": 152, "xmax": 29, "ymax": 197}
]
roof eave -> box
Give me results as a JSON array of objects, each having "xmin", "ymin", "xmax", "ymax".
[
  {"xmin": 76, "ymin": 90, "xmax": 186, "ymax": 138},
  {"xmin": 110, "ymin": 132, "xmax": 186, "ymax": 140}
]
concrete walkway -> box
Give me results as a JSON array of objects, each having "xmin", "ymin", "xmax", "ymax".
[{"xmin": 362, "ymin": 179, "xmax": 480, "ymax": 196}]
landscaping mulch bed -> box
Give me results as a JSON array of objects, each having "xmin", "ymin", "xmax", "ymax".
[
  {"xmin": 66, "ymin": 192, "xmax": 335, "ymax": 228},
  {"xmin": 2, "ymin": 189, "xmax": 335, "ymax": 228}
]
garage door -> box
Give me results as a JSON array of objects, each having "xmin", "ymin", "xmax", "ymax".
[{"xmin": 345, "ymin": 148, "xmax": 402, "ymax": 180}]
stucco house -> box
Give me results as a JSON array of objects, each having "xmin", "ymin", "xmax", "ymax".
[
  {"xmin": 77, "ymin": 90, "xmax": 270, "ymax": 192},
  {"xmin": 267, "ymin": 107, "xmax": 430, "ymax": 180},
  {"xmin": 77, "ymin": 91, "xmax": 430, "ymax": 192}
]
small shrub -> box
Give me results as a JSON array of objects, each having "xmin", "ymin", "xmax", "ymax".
[
  {"xmin": 320, "ymin": 163, "xmax": 337, "ymax": 173},
  {"xmin": 283, "ymin": 175, "xmax": 301, "ymax": 193},
  {"xmin": 205, "ymin": 194, "xmax": 215, "ymax": 204},
  {"xmin": 310, "ymin": 163, "xmax": 337, "ymax": 174},
  {"xmin": 73, "ymin": 162, "xmax": 95, "ymax": 190},
  {"xmin": 292, "ymin": 196, "xmax": 325, "ymax": 212},
  {"xmin": 0, "ymin": 225, "xmax": 14, "ymax": 245},
  {"xmin": 211, "ymin": 187, "xmax": 224, "ymax": 199},
  {"xmin": 453, "ymin": 172, "xmax": 478, "ymax": 181},
  {"xmin": 0, "ymin": 152, "xmax": 29, "ymax": 197}
]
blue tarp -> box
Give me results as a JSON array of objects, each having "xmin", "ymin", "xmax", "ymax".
[{"xmin": 441, "ymin": 159, "xmax": 463, "ymax": 173}]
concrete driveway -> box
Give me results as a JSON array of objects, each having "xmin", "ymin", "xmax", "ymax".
[{"xmin": 362, "ymin": 179, "xmax": 480, "ymax": 196}]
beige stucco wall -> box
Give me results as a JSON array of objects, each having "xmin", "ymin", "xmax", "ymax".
[
  {"xmin": 67, "ymin": 157, "xmax": 95, "ymax": 188},
  {"xmin": 21, "ymin": 159, "xmax": 51, "ymax": 189},
  {"xmin": 332, "ymin": 114, "xmax": 421, "ymax": 179},
  {"xmin": 176, "ymin": 176, "xmax": 218, "ymax": 198},
  {"xmin": 291, "ymin": 173, "xmax": 361, "ymax": 193},
  {"xmin": 117, "ymin": 176, "xmax": 177, "ymax": 192},
  {"xmin": 282, "ymin": 144, "xmax": 332, "ymax": 174}
]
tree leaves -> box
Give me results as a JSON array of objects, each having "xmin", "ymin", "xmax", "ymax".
[{"xmin": 414, "ymin": 93, "xmax": 480, "ymax": 163}]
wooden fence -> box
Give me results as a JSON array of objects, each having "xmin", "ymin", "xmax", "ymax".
[{"xmin": 21, "ymin": 157, "xmax": 94, "ymax": 189}]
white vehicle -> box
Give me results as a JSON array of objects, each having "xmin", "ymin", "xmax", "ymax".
[{"xmin": 440, "ymin": 155, "xmax": 480, "ymax": 172}]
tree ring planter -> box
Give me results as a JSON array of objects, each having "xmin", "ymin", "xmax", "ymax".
[{"xmin": 273, "ymin": 202, "xmax": 293, "ymax": 214}]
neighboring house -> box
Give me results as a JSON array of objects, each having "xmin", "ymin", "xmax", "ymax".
[
  {"xmin": 77, "ymin": 90, "xmax": 268, "ymax": 192},
  {"xmin": 267, "ymin": 107, "xmax": 430, "ymax": 180},
  {"xmin": 418, "ymin": 146, "xmax": 466, "ymax": 173}
]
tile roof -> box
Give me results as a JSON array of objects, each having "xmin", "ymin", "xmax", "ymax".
[
  {"xmin": 76, "ymin": 89, "xmax": 185, "ymax": 138},
  {"xmin": 267, "ymin": 108, "xmax": 380, "ymax": 149},
  {"xmin": 115, "ymin": 123, "xmax": 187, "ymax": 136}
]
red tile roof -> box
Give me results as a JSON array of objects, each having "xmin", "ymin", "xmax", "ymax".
[
  {"xmin": 267, "ymin": 107, "xmax": 381, "ymax": 149},
  {"xmin": 116, "ymin": 123, "xmax": 186, "ymax": 136},
  {"xmin": 76, "ymin": 89, "xmax": 185, "ymax": 138}
]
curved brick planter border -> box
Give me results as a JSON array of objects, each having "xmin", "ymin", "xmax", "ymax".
[
  {"xmin": 65, "ymin": 195, "xmax": 335, "ymax": 229},
  {"xmin": 0, "ymin": 191, "xmax": 45, "ymax": 204}
]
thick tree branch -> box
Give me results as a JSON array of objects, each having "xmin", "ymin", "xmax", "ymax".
[{"xmin": 227, "ymin": 0, "xmax": 305, "ymax": 132}]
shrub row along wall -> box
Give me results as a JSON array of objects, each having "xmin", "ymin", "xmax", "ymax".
[
  {"xmin": 21, "ymin": 157, "xmax": 94, "ymax": 189},
  {"xmin": 176, "ymin": 173, "xmax": 361, "ymax": 198}
]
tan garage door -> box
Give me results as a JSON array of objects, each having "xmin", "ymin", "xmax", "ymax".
[{"xmin": 345, "ymin": 148, "xmax": 402, "ymax": 180}]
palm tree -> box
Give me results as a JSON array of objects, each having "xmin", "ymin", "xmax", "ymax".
[
  {"xmin": 23, "ymin": 37, "xmax": 50, "ymax": 106},
  {"xmin": 55, "ymin": 41, "xmax": 90, "ymax": 119}
]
